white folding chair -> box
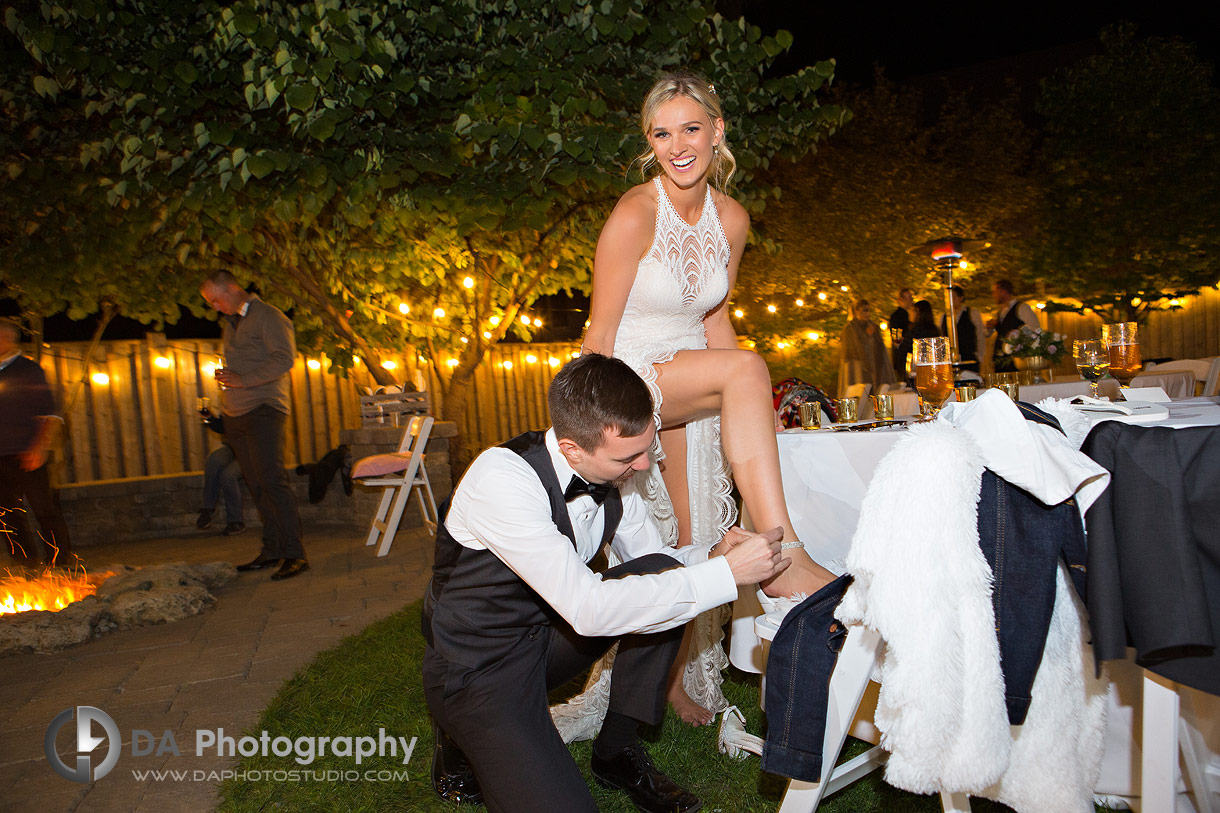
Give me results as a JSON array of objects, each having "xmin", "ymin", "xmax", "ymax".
[
  {"xmin": 1143, "ymin": 358, "xmax": 1217, "ymax": 397},
  {"xmin": 750, "ymin": 614, "xmax": 971, "ymax": 813},
  {"xmin": 1140, "ymin": 671, "xmax": 1218, "ymax": 813},
  {"xmin": 354, "ymin": 415, "xmax": 438, "ymax": 556}
]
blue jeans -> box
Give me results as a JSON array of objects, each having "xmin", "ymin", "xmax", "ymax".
[
  {"xmin": 203, "ymin": 444, "xmax": 244, "ymax": 524},
  {"xmin": 761, "ymin": 574, "xmax": 853, "ymax": 783}
]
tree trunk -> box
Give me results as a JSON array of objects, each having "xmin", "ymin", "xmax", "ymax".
[{"xmin": 439, "ymin": 341, "xmax": 492, "ymax": 471}]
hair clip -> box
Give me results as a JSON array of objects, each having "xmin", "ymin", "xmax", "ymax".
[{"xmin": 708, "ymin": 83, "xmax": 716, "ymax": 96}]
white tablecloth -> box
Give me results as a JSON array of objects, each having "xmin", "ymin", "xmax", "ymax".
[
  {"xmin": 733, "ymin": 398, "xmax": 1220, "ymax": 800},
  {"xmin": 1019, "ymin": 370, "xmax": 1195, "ymax": 402}
]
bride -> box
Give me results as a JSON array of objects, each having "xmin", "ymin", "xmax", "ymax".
[{"xmin": 580, "ymin": 70, "xmax": 835, "ymax": 725}]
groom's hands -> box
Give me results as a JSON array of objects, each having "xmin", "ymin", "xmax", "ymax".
[{"xmin": 720, "ymin": 526, "xmax": 791, "ymax": 586}]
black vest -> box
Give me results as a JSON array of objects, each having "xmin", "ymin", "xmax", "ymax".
[
  {"xmin": 993, "ymin": 302, "xmax": 1027, "ymax": 361},
  {"xmin": 422, "ymin": 431, "xmax": 623, "ymax": 671},
  {"xmin": 942, "ymin": 309, "xmax": 979, "ymax": 369}
]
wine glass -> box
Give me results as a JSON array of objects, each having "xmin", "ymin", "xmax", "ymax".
[
  {"xmin": 1101, "ymin": 322, "xmax": 1142, "ymax": 395},
  {"xmin": 1073, "ymin": 339, "xmax": 1109, "ymax": 399},
  {"xmin": 912, "ymin": 337, "xmax": 954, "ymax": 418}
]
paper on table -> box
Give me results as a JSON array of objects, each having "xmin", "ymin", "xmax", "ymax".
[{"xmin": 1121, "ymin": 386, "xmax": 1170, "ymax": 403}]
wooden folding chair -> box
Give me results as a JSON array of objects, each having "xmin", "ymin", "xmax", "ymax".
[{"xmin": 354, "ymin": 415, "xmax": 438, "ymax": 556}]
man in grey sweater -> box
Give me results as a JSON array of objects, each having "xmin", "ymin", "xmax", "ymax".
[{"xmin": 200, "ymin": 271, "xmax": 307, "ymax": 581}]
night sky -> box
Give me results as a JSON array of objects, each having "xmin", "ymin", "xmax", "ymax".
[{"xmin": 16, "ymin": 2, "xmax": 1220, "ymax": 341}]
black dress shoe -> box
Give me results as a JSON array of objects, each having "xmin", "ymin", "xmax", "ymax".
[
  {"xmin": 223, "ymin": 522, "xmax": 246, "ymax": 536},
  {"xmin": 236, "ymin": 556, "xmax": 281, "ymax": 571},
  {"xmin": 196, "ymin": 508, "xmax": 215, "ymax": 529},
  {"xmin": 270, "ymin": 558, "xmax": 310, "ymax": 581},
  {"xmin": 431, "ymin": 722, "xmax": 483, "ymax": 805},
  {"xmin": 591, "ymin": 743, "xmax": 701, "ymax": 813}
]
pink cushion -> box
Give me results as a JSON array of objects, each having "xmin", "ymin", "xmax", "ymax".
[{"xmin": 352, "ymin": 453, "xmax": 415, "ymax": 478}]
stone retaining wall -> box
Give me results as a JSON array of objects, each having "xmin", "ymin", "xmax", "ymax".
[{"xmin": 58, "ymin": 422, "xmax": 457, "ymax": 547}]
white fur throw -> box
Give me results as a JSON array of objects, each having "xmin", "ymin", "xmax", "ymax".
[{"xmin": 836, "ymin": 419, "xmax": 1109, "ymax": 812}]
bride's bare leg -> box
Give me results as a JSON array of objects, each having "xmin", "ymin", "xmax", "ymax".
[
  {"xmin": 657, "ymin": 426, "xmax": 714, "ymax": 725},
  {"xmin": 656, "ymin": 349, "xmax": 835, "ymax": 598}
]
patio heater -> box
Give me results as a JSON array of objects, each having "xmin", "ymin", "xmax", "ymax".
[{"xmin": 906, "ymin": 236, "xmax": 989, "ymax": 381}]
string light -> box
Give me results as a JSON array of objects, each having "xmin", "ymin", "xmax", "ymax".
[
  {"xmin": 202, "ymin": 362, "xmax": 217, "ymax": 375},
  {"xmin": 460, "ymin": 337, "xmax": 468, "ymax": 343},
  {"xmin": 817, "ymin": 292, "xmax": 827, "ymax": 301},
  {"xmin": 502, "ymin": 360, "xmax": 513, "ymax": 370},
  {"xmin": 1130, "ymin": 297, "xmax": 1142, "ymax": 307},
  {"xmin": 91, "ymin": 372, "xmax": 110, "ymax": 385},
  {"xmin": 433, "ymin": 307, "xmax": 446, "ymax": 318},
  {"xmin": 463, "ymin": 276, "xmax": 475, "ymax": 289},
  {"xmin": 806, "ymin": 331, "xmax": 821, "ymax": 341},
  {"xmin": 879, "ymin": 322, "xmax": 888, "ymax": 331},
  {"xmin": 307, "ymin": 359, "xmax": 321, "ymax": 370},
  {"xmin": 525, "ymin": 354, "xmax": 538, "ymax": 364},
  {"xmin": 519, "ymin": 315, "xmax": 530, "ymax": 325},
  {"xmin": 533, "ymin": 318, "xmax": 543, "ymax": 327},
  {"xmin": 489, "ymin": 315, "xmax": 501, "ymax": 326},
  {"xmin": 446, "ymin": 358, "xmax": 459, "ymax": 368},
  {"xmin": 153, "ymin": 356, "xmax": 172, "ymax": 369},
  {"xmin": 795, "ymin": 299, "xmax": 804, "ymax": 307},
  {"xmin": 776, "ymin": 341, "xmax": 788, "ymax": 349},
  {"xmin": 839, "ymin": 285, "xmax": 849, "ymax": 292},
  {"xmin": 483, "ymin": 331, "xmax": 492, "ymax": 339},
  {"xmin": 548, "ymin": 357, "xmax": 559, "ymax": 368},
  {"xmin": 1036, "ymin": 302, "xmax": 1047, "ymax": 310},
  {"xmin": 381, "ymin": 360, "xmax": 397, "ymax": 370},
  {"xmin": 958, "ymin": 260, "xmax": 968, "ymax": 269},
  {"xmin": 733, "ymin": 309, "xmax": 744, "ymax": 318},
  {"xmin": 398, "ymin": 302, "xmax": 410, "ymax": 315},
  {"xmin": 767, "ymin": 304, "xmax": 777, "ymax": 314}
]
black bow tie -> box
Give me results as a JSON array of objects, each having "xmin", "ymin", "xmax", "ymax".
[{"xmin": 564, "ymin": 475, "xmax": 613, "ymax": 506}]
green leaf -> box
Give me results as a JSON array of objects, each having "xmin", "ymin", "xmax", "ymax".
[
  {"xmin": 233, "ymin": 12, "xmax": 259, "ymax": 36},
  {"xmin": 285, "ymin": 83, "xmax": 318, "ymax": 111},
  {"xmin": 233, "ymin": 232, "xmax": 254, "ymax": 254},
  {"xmin": 35, "ymin": 29, "xmax": 55, "ymax": 54},
  {"xmin": 32, "ymin": 75, "xmax": 58, "ymax": 97},
  {"xmin": 308, "ymin": 115, "xmax": 336, "ymax": 141},
  {"xmin": 174, "ymin": 61, "xmax": 198, "ymax": 84}
]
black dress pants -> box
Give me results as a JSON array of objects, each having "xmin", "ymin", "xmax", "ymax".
[
  {"xmin": 422, "ymin": 553, "xmax": 687, "ymax": 813},
  {"xmin": 223, "ymin": 405, "xmax": 304, "ymax": 560},
  {"xmin": 0, "ymin": 455, "xmax": 71, "ymax": 565}
]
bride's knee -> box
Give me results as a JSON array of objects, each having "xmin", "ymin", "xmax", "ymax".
[{"xmin": 724, "ymin": 349, "xmax": 771, "ymax": 386}]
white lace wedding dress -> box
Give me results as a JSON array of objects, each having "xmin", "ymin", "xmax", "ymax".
[{"xmin": 550, "ymin": 177, "xmax": 738, "ymax": 741}]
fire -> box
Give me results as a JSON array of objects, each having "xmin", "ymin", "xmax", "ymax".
[{"xmin": 0, "ymin": 567, "xmax": 114, "ymax": 616}]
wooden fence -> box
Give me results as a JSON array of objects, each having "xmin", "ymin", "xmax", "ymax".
[
  {"xmin": 34, "ymin": 337, "xmax": 579, "ymax": 484},
  {"xmin": 32, "ymin": 285, "xmax": 1220, "ymax": 485},
  {"xmin": 1044, "ymin": 284, "xmax": 1220, "ymax": 362}
]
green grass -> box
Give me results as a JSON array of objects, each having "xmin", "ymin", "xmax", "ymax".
[{"xmin": 217, "ymin": 602, "xmax": 1110, "ymax": 812}]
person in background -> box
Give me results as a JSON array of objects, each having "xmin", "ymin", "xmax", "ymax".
[
  {"xmin": 0, "ymin": 320, "xmax": 72, "ymax": 566},
  {"xmin": 987, "ymin": 279, "xmax": 1040, "ymax": 373},
  {"xmin": 199, "ymin": 270, "xmax": 306, "ymax": 581},
  {"xmin": 196, "ymin": 408, "xmax": 245, "ymax": 536},
  {"xmin": 889, "ymin": 288, "xmax": 914, "ymax": 380},
  {"xmin": 837, "ymin": 299, "xmax": 896, "ymax": 397},
  {"xmin": 939, "ymin": 285, "xmax": 987, "ymax": 374}
]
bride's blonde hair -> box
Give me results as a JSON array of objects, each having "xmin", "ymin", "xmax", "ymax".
[{"xmin": 634, "ymin": 70, "xmax": 737, "ymax": 191}]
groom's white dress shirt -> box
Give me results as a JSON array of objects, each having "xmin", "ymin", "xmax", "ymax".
[{"xmin": 444, "ymin": 429, "xmax": 737, "ymax": 638}]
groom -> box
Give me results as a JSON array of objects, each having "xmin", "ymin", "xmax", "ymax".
[{"xmin": 421, "ymin": 353, "xmax": 791, "ymax": 813}]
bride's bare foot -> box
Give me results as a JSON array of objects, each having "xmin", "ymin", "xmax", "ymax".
[
  {"xmin": 667, "ymin": 671, "xmax": 714, "ymax": 726},
  {"xmin": 761, "ymin": 545, "xmax": 834, "ymax": 599}
]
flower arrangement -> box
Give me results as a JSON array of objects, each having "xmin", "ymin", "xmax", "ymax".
[{"xmin": 1002, "ymin": 325, "xmax": 1068, "ymax": 362}]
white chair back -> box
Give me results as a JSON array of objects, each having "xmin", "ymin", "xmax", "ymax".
[{"xmin": 356, "ymin": 415, "xmax": 439, "ymax": 556}]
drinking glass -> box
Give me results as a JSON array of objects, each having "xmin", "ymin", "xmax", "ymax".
[
  {"xmin": 798, "ymin": 401, "xmax": 822, "ymax": 430},
  {"xmin": 912, "ymin": 337, "xmax": 954, "ymax": 418},
  {"xmin": 1073, "ymin": 339, "xmax": 1109, "ymax": 399},
  {"xmin": 1101, "ymin": 322, "xmax": 1142, "ymax": 390}
]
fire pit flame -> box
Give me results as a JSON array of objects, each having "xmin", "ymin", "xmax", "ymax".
[{"xmin": 0, "ymin": 566, "xmax": 114, "ymax": 616}]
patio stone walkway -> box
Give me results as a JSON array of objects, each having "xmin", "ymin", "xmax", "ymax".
[{"xmin": 0, "ymin": 523, "xmax": 434, "ymax": 812}]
